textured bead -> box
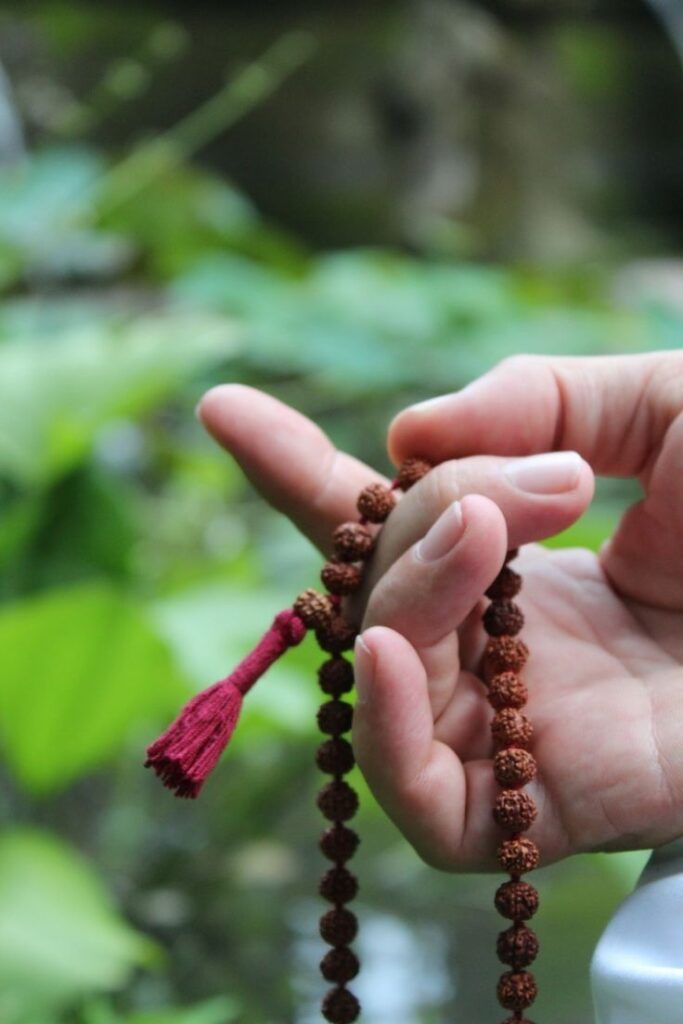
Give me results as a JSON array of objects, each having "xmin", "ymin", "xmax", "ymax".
[
  {"xmin": 317, "ymin": 738, "xmax": 355, "ymax": 775},
  {"xmin": 322, "ymin": 986, "xmax": 360, "ymax": 1024},
  {"xmin": 488, "ymin": 672, "xmax": 528, "ymax": 711},
  {"xmin": 294, "ymin": 588, "xmax": 334, "ymax": 630},
  {"xmin": 320, "ymin": 824, "xmax": 360, "ymax": 863},
  {"xmin": 494, "ymin": 749, "xmax": 537, "ymax": 788},
  {"xmin": 318, "ymin": 700, "xmax": 353, "ymax": 735},
  {"xmin": 484, "ymin": 599, "xmax": 525, "ymax": 637},
  {"xmin": 320, "ymin": 907, "xmax": 358, "ymax": 946},
  {"xmin": 485, "ymin": 566, "xmax": 522, "ymax": 600},
  {"xmin": 497, "ymin": 837, "xmax": 540, "ymax": 875},
  {"xmin": 357, "ymin": 483, "xmax": 396, "ymax": 523},
  {"xmin": 493, "ymin": 790, "xmax": 538, "ymax": 832},
  {"xmin": 495, "ymin": 880, "xmax": 540, "ymax": 921},
  {"xmin": 485, "ymin": 636, "xmax": 529, "ymax": 674},
  {"xmin": 497, "ymin": 970, "xmax": 538, "ymax": 1011},
  {"xmin": 497, "ymin": 925, "xmax": 539, "ymax": 969},
  {"xmin": 318, "ymin": 658, "xmax": 354, "ymax": 696},
  {"xmin": 491, "ymin": 709, "xmax": 533, "ymax": 748},
  {"xmin": 320, "ymin": 947, "xmax": 360, "ymax": 984},
  {"xmin": 318, "ymin": 781, "xmax": 359, "ymax": 822},
  {"xmin": 333, "ymin": 522, "xmax": 374, "ymax": 562},
  {"xmin": 396, "ymin": 457, "xmax": 431, "ymax": 490},
  {"xmin": 321, "ymin": 560, "xmax": 363, "ymax": 596},
  {"xmin": 316, "ymin": 616, "xmax": 357, "ymax": 654},
  {"xmin": 320, "ymin": 867, "xmax": 359, "ymax": 904}
]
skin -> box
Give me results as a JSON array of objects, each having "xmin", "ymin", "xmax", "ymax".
[{"xmin": 197, "ymin": 352, "xmax": 683, "ymax": 873}]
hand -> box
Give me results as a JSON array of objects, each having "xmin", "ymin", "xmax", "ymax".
[{"xmin": 198, "ymin": 352, "xmax": 683, "ymax": 871}]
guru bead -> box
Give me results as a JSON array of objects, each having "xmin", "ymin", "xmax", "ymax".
[
  {"xmin": 317, "ymin": 780, "xmax": 359, "ymax": 821},
  {"xmin": 485, "ymin": 636, "xmax": 529, "ymax": 674},
  {"xmin": 317, "ymin": 738, "xmax": 355, "ymax": 775},
  {"xmin": 485, "ymin": 566, "xmax": 522, "ymax": 600},
  {"xmin": 494, "ymin": 748, "xmax": 537, "ymax": 788},
  {"xmin": 497, "ymin": 925, "xmax": 539, "ymax": 969},
  {"xmin": 396, "ymin": 456, "xmax": 431, "ymax": 490},
  {"xmin": 483, "ymin": 599, "xmax": 525, "ymax": 637},
  {"xmin": 320, "ymin": 907, "xmax": 358, "ymax": 946},
  {"xmin": 318, "ymin": 700, "xmax": 353, "ymax": 735},
  {"xmin": 320, "ymin": 947, "xmax": 360, "ymax": 984},
  {"xmin": 491, "ymin": 709, "xmax": 533, "ymax": 748},
  {"xmin": 318, "ymin": 658, "xmax": 354, "ymax": 696},
  {"xmin": 332, "ymin": 522, "xmax": 374, "ymax": 562},
  {"xmin": 497, "ymin": 971, "xmax": 538, "ymax": 1012},
  {"xmin": 294, "ymin": 588, "xmax": 334, "ymax": 630},
  {"xmin": 320, "ymin": 867, "xmax": 359, "ymax": 904},
  {"xmin": 321, "ymin": 560, "xmax": 363, "ymax": 596},
  {"xmin": 356, "ymin": 483, "xmax": 396, "ymax": 523},
  {"xmin": 493, "ymin": 790, "xmax": 538, "ymax": 832},
  {"xmin": 322, "ymin": 987, "xmax": 360, "ymax": 1024},
  {"xmin": 497, "ymin": 837, "xmax": 540, "ymax": 875},
  {"xmin": 488, "ymin": 672, "xmax": 528, "ymax": 711},
  {"xmin": 320, "ymin": 824, "xmax": 360, "ymax": 863}
]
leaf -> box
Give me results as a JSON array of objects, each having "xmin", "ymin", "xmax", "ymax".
[
  {"xmin": 0, "ymin": 582, "xmax": 188, "ymax": 794},
  {"xmin": 0, "ymin": 828, "xmax": 157, "ymax": 1023}
]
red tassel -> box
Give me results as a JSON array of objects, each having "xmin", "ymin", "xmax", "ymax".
[{"xmin": 146, "ymin": 608, "xmax": 306, "ymax": 798}]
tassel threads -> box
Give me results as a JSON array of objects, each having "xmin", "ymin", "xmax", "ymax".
[{"xmin": 145, "ymin": 609, "xmax": 306, "ymax": 798}]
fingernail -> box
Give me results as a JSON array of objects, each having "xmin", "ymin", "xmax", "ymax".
[
  {"xmin": 504, "ymin": 451, "xmax": 582, "ymax": 495},
  {"xmin": 354, "ymin": 633, "xmax": 374, "ymax": 704},
  {"xmin": 415, "ymin": 500, "xmax": 465, "ymax": 562}
]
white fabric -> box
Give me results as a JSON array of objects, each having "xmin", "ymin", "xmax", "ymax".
[{"xmin": 591, "ymin": 839, "xmax": 683, "ymax": 1024}]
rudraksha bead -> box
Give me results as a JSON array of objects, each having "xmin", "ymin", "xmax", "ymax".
[
  {"xmin": 320, "ymin": 866, "xmax": 359, "ymax": 904},
  {"xmin": 497, "ymin": 837, "xmax": 540, "ymax": 875},
  {"xmin": 320, "ymin": 907, "xmax": 358, "ymax": 946},
  {"xmin": 321, "ymin": 560, "xmax": 363, "ymax": 596},
  {"xmin": 357, "ymin": 483, "xmax": 396, "ymax": 523},
  {"xmin": 294, "ymin": 588, "xmax": 334, "ymax": 630},
  {"xmin": 488, "ymin": 672, "xmax": 528, "ymax": 711},
  {"xmin": 485, "ymin": 566, "xmax": 522, "ymax": 600},
  {"xmin": 493, "ymin": 790, "xmax": 538, "ymax": 831},
  {"xmin": 484, "ymin": 599, "xmax": 525, "ymax": 638},
  {"xmin": 320, "ymin": 824, "xmax": 360, "ymax": 863},
  {"xmin": 485, "ymin": 636, "xmax": 529, "ymax": 674},
  {"xmin": 318, "ymin": 658, "xmax": 354, "ymax": 696},
  {"xmin": 494, "ymin": 880, "xmax": 539, "ymax": 921},
  {"xmin": 497, "ymin": 925, "xmax": 539, "ymax": 969},
  {"xmin": 318, "ymin": 700, "xmax": 353, "ymax": 735},
  {"xmin": 322, "ymin": 986, "xmax": 360, "ymax": 1024},
  {"xmin": 318, "ymin": 780, "xmax": 359, "ymax": 822},
  {"xmin": 497, "ymin": 970, "xmax": 537, "ymax": 1012},
  {"xmin": 317, "ymin": 738, "xmax": 355, "ymax": 775},
  {"xmin": 316, "ymin": 616, "xmax": 357, "ymax": 654},
  {"xmin": 320, "ymin": 947, "xmax": 360, "ymax": 984},
  {"xmin": 333, "ymin": 522, "xmax": 374, "ymax": 563},
  {"xmin": 494, "ymin": 749, "xmax": 537, "ymax": 788},
  {"xmin": 396, "ymin": 457, "xmax": 431, "ymax": 490},
  {"xmin": 491, "ymin": 709, "xmax": 533, "ymax": 748}
]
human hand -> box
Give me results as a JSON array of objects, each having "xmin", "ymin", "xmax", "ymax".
[{"xmin": 198, "ymin": 352, "xmax": 683, "ymax": 871}]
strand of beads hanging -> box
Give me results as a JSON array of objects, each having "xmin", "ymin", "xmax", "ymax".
[
  {"xmin": 483, "ymin": 549, "xmax": 540, "ymax": 1024},
  {"xmin": 301, "ymin": 456, "xmax": 432, "ymax": 1024}
]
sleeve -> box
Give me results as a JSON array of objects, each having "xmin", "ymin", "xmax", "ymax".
[{"xmin": 590, "ymin": 838, "xmax": 683, "ymax": 1024}]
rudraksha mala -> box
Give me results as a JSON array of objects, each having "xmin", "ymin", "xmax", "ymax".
[{"xmin": 146, "ymin": 456, "xmax": 539, "ymax": 1022}]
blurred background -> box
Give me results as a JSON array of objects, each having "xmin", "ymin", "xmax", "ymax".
[{"xmin": 0, "ymin": 1, "xmax": 680, "ymax": 1022}]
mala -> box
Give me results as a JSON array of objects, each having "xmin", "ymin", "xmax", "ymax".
[{"xmin": 145, "ymin": 456, "xmax": 540, "ymax": 1023}]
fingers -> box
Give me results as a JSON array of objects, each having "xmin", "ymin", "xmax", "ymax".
[
  {"xmin": 197, "ymin": 384, "xmax": 383, "ymax": 554},
  {"xmin": 388, "ymin": 352, "xmax": 683, "ymax": 609}
]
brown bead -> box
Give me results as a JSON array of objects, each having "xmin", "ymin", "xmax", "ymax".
[
  {"xmin": 497, "ymin": 970, "xmax": 537, "ymax": 1012},
  {"xmin": 488, "ymin": 672, "xmax": 528, "ymax": 711},
  {"xmin": 321, "ymin": 560, "xmax": 363, "ymax": 596},
  {"xmin": 497, "ymin": 925, "xmax": 539, "ymax": 969},
  {"xmin": 318, "ymin": 781, "xmax": 359, "ymax": 822},
  {"xmin": 318, "ymin": 658, "xmax": 354, "ymax": 697},
  {"xmin": 294, "ymin": 588, "xmax": 334, "ymax": 630},
  {"xmin": 491, "ymin": 709, "xmax": 533, "ymax": 748},
  {"xmin": 495, "ymin": 880, "xmax": 540, "ymax": 921},
  {"xmin": 486, "ymin": 636, "xmax": 529, "ymax": 674},
  {"xmin": 316, "ymin": 616, "xmax": 357, "ymax": 655},
  {"xmin": 333, "ymin": 522, "xmax": 374, "ymax": 563},
  {"xmin": 494, "ymin": 749, "xmax": 537, "ymax": 788},
  {"xmin": 497, "ymin": 837, "xmax": 540, "ymax": 875},
  {"xmin": 357, "ymin": 483, "xmax": 396, "ymax": 523},
  {"xmin": 317, "ymin": 738, "xmax": 355, "ymax": 775},
  {"xmin": 484, "ymin": 599, "xmax": 525, "ymax": 638},
  {"xmin": 485, "ymin": 566, "xmax": 522, "ymax": 600},
  {"xmin": 396, "ymin": 457, "xmax": 431, "ymax": 490},
  {"xmin": 318, "ymin": 700, "xmax": 353, "ymax": 735},
  {"xmin": 320, "ymin": 947, "xmax": 360, "ymax": 984},
  {"xmin": 500, "ymin": 1019, "xmax": 535, "ymax": 1024},
  {"xmin": 320, "ymin": 907, "xmax": 358, "ymax": 946},
  {"xmin": 320, "ymin": 824, "xmax": 360, "ymax": 863},
  {"xmin": 322, "ymin": 986, "xmax": 360, "ymax": 1024},
  {"xmin": 493, "ymin": 790, "xmax": 538, "ymax": 832},
  {"xmin": 505, "ymin": 548, "xmax": 519, "ymax": 564},
  {"xmin": 320, "ymin": 866, "xmax": 359, "ymax": 904}
]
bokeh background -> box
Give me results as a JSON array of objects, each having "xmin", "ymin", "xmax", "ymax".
[{"xmin": 0, "ymin": 1, "xmax": 681, "ymax": 1022}]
